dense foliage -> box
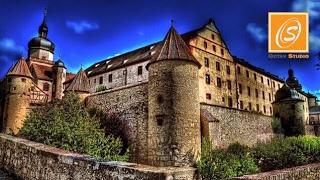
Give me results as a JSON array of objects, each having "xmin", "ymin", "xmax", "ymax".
[
  {"xmin": 197, "ymin": 139, "xmax": 259, "ymax": 180},
  {"xmin": 198, "ymin": 136, "xmax": 320, "ymax": 179},
  {"xmin": 19, "ymin": 92, "xmax": 128, "ymax": 161},
  {"xmin": 88, "ymin": 108, "xmax": 130, "ymax": 154},
  {"xmin": 96, "ymin": 85, "xmax": 107, "ymax": 92}
]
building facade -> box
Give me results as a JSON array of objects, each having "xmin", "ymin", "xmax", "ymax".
[{"xmin": 0, "ymin": 16, "xmax": 319, "ymax": 167}]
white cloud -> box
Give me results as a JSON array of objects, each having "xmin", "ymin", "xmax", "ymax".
[
  {"xmin": 246, "ymin": 23, "xmax": 267, "ymax": 43},
  {"xmin": 66, "ymin": 20, "xmax": 99, "ymax": 34},
  {"xmin": 0, "ymin": 38, "xmax": 24, "ymax": 54},
  {"xmin": 292, "ymin": 0, "xmax": 320, "ymax": 23}
]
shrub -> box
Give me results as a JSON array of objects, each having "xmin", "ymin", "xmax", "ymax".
[
  {"xmin": 88, "ymin": 108, "xmax": 130, "ymax": 154},
  {"xmin": 19, "ymin": 92, "xmax": 128, "ymax": 161},
  {"xmin": 252, "ymin": 136, "xmax": 320, "ymax": 172},
  {"xmin": 96, "ymin": 85, "xmax": 107, "ymax": 92},
  {"xmin": 197, "ymin": 139, "xmax": 259, "ymax": 180},
  {"xmin": 271, "ymin": 117, "xmax": 284, "ymax": 134}
]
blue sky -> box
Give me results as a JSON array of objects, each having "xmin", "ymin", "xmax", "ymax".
[{"xmin": 0, "ymin": 0, "xmax": 319, "ymax": 97}]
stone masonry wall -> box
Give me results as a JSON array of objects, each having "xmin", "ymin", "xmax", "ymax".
[
  {"xmin": 86, "ymin": 82, "xmax": 149, "ymax": 164},
  {"xmin": 234, "ymin": 163, "xmax": 320, "ymax": 180},
  {"xmin": 0, "ymin": 134, "xmax": 197, "ymax": 180},
  {"xmin": 201, "ymin": 103, "xmax": 274, "ymax": 147}
]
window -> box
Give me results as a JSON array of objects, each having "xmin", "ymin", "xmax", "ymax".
[
  {"xmin": 262, "ymin": 91, "xmax": 265, "ymax": 99},
  {"xmin": 291, "ymin": 104, "xmax": 295, "ymax": 110},
  {"xmin": 221, "ymin": 48, "xmax": 224, "ymax": 56},
  {"xmin": 211, "ymin": 34, "xmax": 215, "ymax": 40},
  {"xmin": 108, "ymin": 74, "xmax": 113, "ymax": 83},
  {"xmin": 249, "ymin": 102, "xmax": 252, "ymax": 110},
  {"xmin": 238, "ymin": 83, "xmax": 242, "ymax": 94},
  {"xmin": 21, "ymin": 78, "xmax": 26, "ymax": 82},
  {"xmin": 269, "ymin": 93, "xmax": 271, "ymax": 101},
  {"xmin": 237, "ymin": 66, "xmax": 241, "ymax": 74},
  {"xmin": 212, "ymin": 45, "xmax": 216, "ymax": 52},
  {"xmin": 278, "ymin": 84, "xmax": 280, "ymax": 89},
  {"xmin": 255, "ymin": 89, "xmax": 258, "ymax": 98},
  {"xmin": 156, "ymin": 116, "xmax": 163, "ymax": 126},
  {"xmin": 254, "ymin": 73, "xmax": 257, "ymax": 81},
  {"xmin": 267, "ymin": 79, "xmax": 270, "ymax": 86},
  {"xmin": 99, "ymin": 76, "xmax": 103, "ymax": 84},
  {"xmin": 226, "ymin": 65, "xmax": 231, "ymax": 75},
  {"xmin": 222, "ymin": 97, "xmax": 225, "ymax": 102},
  {"xmin": 216, "ymin": 62, "xmax": 220, "ymax": 71},
  {"xmin": 205, "ymin": 74, "xmax": 210, "ymax": 84},
  {"xmin": 206, "ymin": 93, "xmax": 212, "ymax": 100},
  {"xmin": 240, "ymin": 101, "xmax": 244, "ymax": 109},
  {"xmin": 247, "ymin": 87, "xmax": 251, "ymax": 96},
  {"xmin": 273, "ymin": 81, "xmax": 275, "ymax": 88},
  {"xmin": 256, "ymin": 104, "xmax": 260, "ymax": 112},
  {"xmin": 204, "ymin": 41, "xmax": 208, "ymax": 49},
  {"xmin": 263, "ymin": 105, "xmax": 266, "ymax": 113},
  {"xmin": 261, "ymin": 76, "xmax": 264, "ymax": 83},
  {"xmin": 228, "ymin": 97, "xmax": 232, "ymax": 107},
  {"xmin": 217, "ymin": 77, "xmax": 222, "ymax": 87},
  {"xmin": 246, "ymin": 70, "xmax": 249, "ymax": 78},
  {"xmin": 138, "ymin": 66, "xmax": 143, "ymax": 75},
  {"xmin": 227, "ymin": 80, "xmax": 232, "ymax": 90},
  {"xmin": 43, "ymin": 83, "xmax": 49, "ymax": 91},
  {"xmin": 204, "ymin": 57, "xmax": 209, "ymax": 67},
  {"xmin": 94, "ymin": 79, "xmax": 96, "ymax": 84},
  {"xmin": 123, "ymin": 69, "xmax": 127, "ymax": 75},
  {"xmin": 270, "ymin": 107, "xmax": 272, "ymax": 114}
]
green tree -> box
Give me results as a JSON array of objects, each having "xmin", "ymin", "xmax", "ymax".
[{"xmin": 19, "ymin": 92, "xmax": 128, "ymax": 161}]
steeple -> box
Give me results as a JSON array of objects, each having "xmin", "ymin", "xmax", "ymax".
[
  {"xmin": 147, "ymin": 24, "xmax": 201, "ymax": 69},
  {"xmin": 38, "ymin": 8, "xmax": 48, "ymax": 38},
  {"xmin": 7, "ymin": 57, "xmax": 33, "ymax": 79},
  {"xmin": 65, "ymin": 68, "xmax": 90, "ymax": 93}
]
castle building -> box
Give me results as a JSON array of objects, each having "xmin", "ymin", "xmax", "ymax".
[
  {"xmin": 85, "ymin": 19, "xmax": 285, "ymax": 116},
  {"xmin": 0, "ymin": 15, "xmax": 319, "ymax": 167},
  {"xmin": 0, "ymin": 13, "xmax": 76, "ymax": 134}
]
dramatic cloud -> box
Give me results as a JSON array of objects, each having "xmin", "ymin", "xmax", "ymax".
[
  {"xmin": 66, "ymin": 20, "xmax": 99, "ymax": 34},
  {"xmin": 292, "ymin": 0, "xmax": 320, "ymax": 23},
  {"xmin": 0, "ymin": 38, "xmax": 25, "ymax": 78},
  {"xmin": 0, "ymin": 38, "xmax": 24, "ymax": 54},
  {"xmin": 246, "ymin": 23, "xmax": 267, "ymax": 43}
]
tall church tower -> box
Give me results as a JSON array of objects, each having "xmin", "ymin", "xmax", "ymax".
[
  {"xmin": 28, "ymin": 9, "xmax": 55, "ymax": 62},
  {"xmin": 146, "ymin": 25, "xmax": 202, "ymax": 167}
]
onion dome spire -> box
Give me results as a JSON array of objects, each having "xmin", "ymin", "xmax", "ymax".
[{"xmin": 38, "ymin": 8, "xmax": 48, "ymax": 38}]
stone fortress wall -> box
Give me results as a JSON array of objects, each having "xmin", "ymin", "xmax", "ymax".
[{"xmin": 86, "ymin": 82, "xmax": 149, "ymax": 164}]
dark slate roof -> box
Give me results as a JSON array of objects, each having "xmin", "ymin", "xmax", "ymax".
[
  {"xmin": 274, "ymin": 83, "xmax": 304, "ymax": 103},
  {"xmin": 233, "ymin": 56, "xmax": 284, "ymax": 82},
  {"xmin": 85, "ymin": 20, "xmax": 282, "ymax": 83},
  {"xmin": 310, "ymin": 106, "xmax": 320, "ymax": 114},
  {"xmin": 147, "ymin": 26, "xmax": 201, "ymax": 69},
  {"xmin": 7, "ymin": 58, "xmax": 33, "ymax": 78},
  {"xmin": 65, "ymin": 68, "xmax": 90, "ymax": 93}
]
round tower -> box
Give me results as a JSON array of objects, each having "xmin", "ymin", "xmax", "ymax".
[
  {"xmin": 3, "ymin": 58, "xmax": 33, "ymax": 134},
  {"xmin": 146, "ymin": 25, "xmax": 202, "ymax": 167},
  {"xmin": 273, "ymin": 84, "xmax": 306, "ymax": 136},
  {"xmin": 65, "ymin": 68, "xmax": 90, "ymax": 102},
  {"xmin": 53, "ymin": 59, "xmax": 66, "ymax": 99}
]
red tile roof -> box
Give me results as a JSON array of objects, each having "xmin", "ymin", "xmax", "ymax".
[
  {"xmin": 7, "ymin": 58, "xmax": 33, "ymax": 78},
  {"xmin": 30, "ymin": 64, "xmax": 53, "ymax": 81}
]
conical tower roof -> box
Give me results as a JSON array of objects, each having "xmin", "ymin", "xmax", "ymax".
[
  {"xmin": 147, "ymin": 25, "xmax": 201, "ymax": 69},
  {"xmin": 7, "ymin": 57, "xmax": 33, "ymax": 78},
  {"xmin": 65, "ymin": 68, "xmax": 90, "ymax": 93}
]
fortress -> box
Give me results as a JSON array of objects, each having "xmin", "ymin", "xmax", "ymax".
[{"xmin": 0, "ymin": 14, "xmax": 320, "ymax": 167}]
